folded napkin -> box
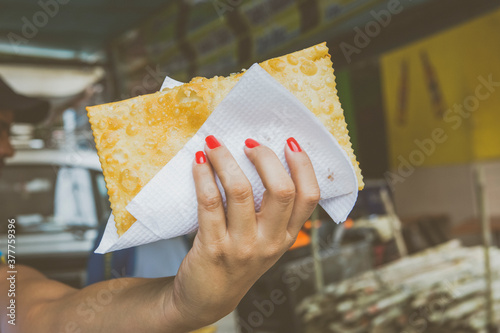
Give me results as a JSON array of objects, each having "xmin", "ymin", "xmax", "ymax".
[{"xmin": 95, "ymin": 64, "xmax": 358, "ymax": 254}]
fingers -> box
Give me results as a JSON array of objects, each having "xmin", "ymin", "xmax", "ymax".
[
  {"xmin": 194, "ymin": 135, "xmax": 320, "ymax": 244},
  {"xmin": 243, "ymin": 139, "xmax": 295, "ymax": 238},
  {"xmin": 204, "ymin": 136, "xmax": 257, "ymax": 238},
  {"xmin": 192, "ymin": 151, "xmax": 226, "ymax": 242},
  {"xmin": 283, "ymin": 138, "xmax": 321, "ymax": 235}
]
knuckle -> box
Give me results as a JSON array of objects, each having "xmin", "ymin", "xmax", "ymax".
[
  {"xmin": 271, "ymin": 182, "xmax": 296, "ymax": 205},
  {"xmin": 206, "ymin": 244, "xmax": 227, "ymax": 263},
  {"xmin": 235, "ymin": 246, "xmax": 254, "ymax": 262},
  {"xmin": 261, "ymin": 242, "xmax": 285, "ymax": 260},
  {"xmin": 200, "ymin": 193, "xmax": 222, "ymax": 212},
  {"xmin": 228, "ymin": 181, "xmax": 253, "ymax": 202},
  {"xmin": 301, "ymin": 187, "xmax": 321, "ymax": 206}
]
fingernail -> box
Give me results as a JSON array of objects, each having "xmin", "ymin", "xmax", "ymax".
[
  {"xmin": 195, "ymin": 151, "xmax": 206, "ymax": 164},
  {"xmin": 205, "ymin": 135, "xmax": 221, "ymax": 149},
  {"xmin": 287, "ymin": 137, "xmax": 302, "ymax": 152},
  {"xmin": 245, "ymin": 138, "xmax": 260, "ymax": 148}
]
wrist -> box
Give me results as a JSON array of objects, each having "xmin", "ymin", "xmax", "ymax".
[
  {"xmin": 161, "ymin": 280, "xmax": 194, "ymax": 332},
  {"xmin": 163, "ymin": 277, "xmax": 237, "ymax": 332}
]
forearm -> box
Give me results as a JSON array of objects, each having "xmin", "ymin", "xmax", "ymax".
[
  {"xmin": 6, "ymin": 269, "xmax": 188, "ymax": 333},
  {"xmin": 1, "ymin": 264, "xmax": 230, "ymax": 333},
  {"xmin": 46, "ymin": 276, "xmax": 180, "ymax": 333}
]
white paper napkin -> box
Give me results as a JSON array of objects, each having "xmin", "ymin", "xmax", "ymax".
[{"xmin": 95, "ymin": 64, "xmax": 358, "ymax": 254}]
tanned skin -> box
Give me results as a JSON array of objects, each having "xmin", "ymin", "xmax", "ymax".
[{"xmin": 0, "ymin": 110, "xmax": 320, "ymax": 332}]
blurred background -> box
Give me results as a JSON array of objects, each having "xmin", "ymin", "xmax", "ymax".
[{"xmin": 1, "ymin": 0, "xmax": 500, "ymax": 332}]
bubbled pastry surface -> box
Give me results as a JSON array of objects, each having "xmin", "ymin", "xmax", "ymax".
[{"xmin": 87, "ymin": 42, "xmax": 364, "ymax": 236}]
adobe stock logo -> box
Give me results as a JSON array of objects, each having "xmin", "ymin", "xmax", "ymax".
[
  {"xmin": 7, "ymin": 0, "xmax": 70, "ymax": 54},
  {"xmin": 384, "ymin": 74, "xmax": 500, "ymax": 190}
]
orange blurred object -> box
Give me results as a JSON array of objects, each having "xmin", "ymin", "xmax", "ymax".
[
  {"xmin": 344, "ymin": 218, "xmax": 354, "ymax": 229},
  {"xmin": 304, "ymin": 220, "xmax": 312, "ymax": 229},
  {"xmin": 289, "ymin": 230, "xmax": 311, "ymax": 250},
  {"xmin": 303, "ymin": 219, "xmax": 322, "ymax": 230}
]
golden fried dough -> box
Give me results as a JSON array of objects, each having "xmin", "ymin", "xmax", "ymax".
[{"xmin": 87, "ymin": 42, "xmax": 364, "ymax": 236}]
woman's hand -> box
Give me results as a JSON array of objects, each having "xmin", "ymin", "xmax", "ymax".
[
  {"xmin": 0, "ymin": 135, "xmax": 319, "ymax": 333},
  {"xmin": 163, "ymin": 136, "xmax": 320, "ymax": 331}
]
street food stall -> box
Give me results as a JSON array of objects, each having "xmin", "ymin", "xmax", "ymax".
[{"xmin": 1, "ymin": 0, "xmax": 499, "ymax": 332}]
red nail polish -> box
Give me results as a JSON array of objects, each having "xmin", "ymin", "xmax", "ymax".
[
  {"xmin": 287, "ymin": 137, "xmax": 302, "ymax": 152},
  {"xmin": 195, "ymin": 151, "xmax": 206, "ymax": 164},
  {"xmin": 245, "ymin": 138, "xmax": 260, "ymax": 148},
  {"xmin": 205, "ymin": 135, "xmax": 220, "ymax": 149}
]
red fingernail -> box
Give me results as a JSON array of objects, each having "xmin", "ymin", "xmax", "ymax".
[
  {"xmin": 287, "ymin": 137, "xmax": 302, "ymax": 152},
  {"xmin": 245, "ymin": 138, "xmax": 260, "ymax": 148},
  {"xmin": 195, "ymin": 151, "xmax": 206, "ymax": 164},
  {"xmin": 205, "ymin": 135, "xmax": 220, "ymax": 149}
]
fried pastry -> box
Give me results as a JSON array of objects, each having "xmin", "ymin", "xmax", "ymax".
[{"xmin": 87, "ymin": 42, "xmax": 364, "ymax": 236}]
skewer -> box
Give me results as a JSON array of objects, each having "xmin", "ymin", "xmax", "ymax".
[{"xmin": 474, "ymin": 166, "xmax": 497, "ymax": 333}]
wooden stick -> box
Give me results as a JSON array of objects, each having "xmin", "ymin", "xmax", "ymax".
[
  {"xmin": 474, "ymin": 166, "xmax": 496, "ymax": 331},
  {"xmin": 380, "ymin": 188, "xmax": 408, "ymax": 257},
  {"xmin": 310, "ymin": 207, "xmax": 324, "ymax": 293}
]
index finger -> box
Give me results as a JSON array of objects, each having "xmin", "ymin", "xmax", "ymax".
[
  {"xmin": 204, "ymin": 135, "xmax": 257, "ymax": 239},
  {"xmin": 192, "ymin": 151, "xmax": 226, "ymax": 242}
]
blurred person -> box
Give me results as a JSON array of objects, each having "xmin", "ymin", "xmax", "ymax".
[{"xmin": 0, "ymin": 78, "xmax": 321, "ymax": 332}]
